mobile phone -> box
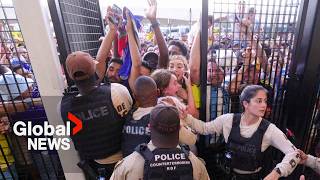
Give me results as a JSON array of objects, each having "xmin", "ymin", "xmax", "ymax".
[
  {"xmin": 108, "ymin": 5, "xmax": 122, "ymax": 25},
  {"xmin": 108, "ymin": 16, "xmax": 116, "ymax": 25},
  {"xmin": 112, "ymin": 4, "xmax": 122, "ymax": 17},
  {"xmin": 184, "ymin": 71, "xmax": 189, "ymax": 78}
]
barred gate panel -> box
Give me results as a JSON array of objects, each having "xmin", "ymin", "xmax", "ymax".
[
  {"xmin": 206, "ymin": 0, "xmax": 300, "ymax": 123},
  {"xmin": 48, "ymin": 0, "xmax": 104, "ymax": 86},
  {"xmin": 0, "ymin": 0, "xmax": 65, "ymax": 179},
  {"xmin": 201, "ymin": 0, "xmax": 302, "ymax": 179}
]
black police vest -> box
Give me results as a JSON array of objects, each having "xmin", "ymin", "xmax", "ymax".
[
  {"xmin": 135, "ymin": 144, "xmax": 193, "ymax": 180},
  {"xmin": 122, "ymin": 109, "xmax": 151, "ymax": 157},
  {"xmin": 60, "ymin": 85, "xmax": 124, "ymax": 160},
  {"xmin": 226, "ymin": 113, "xmax": 270, "ymax": 172}
]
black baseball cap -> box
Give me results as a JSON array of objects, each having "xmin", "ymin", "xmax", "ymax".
[{"xmin": 150, "ymin": 105, "xmax": 180, "ymax": 135}]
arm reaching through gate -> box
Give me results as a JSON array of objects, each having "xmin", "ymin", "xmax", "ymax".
[{"xmin": 298, "ymin": 149, "xmax": 320, "ymax": 175}]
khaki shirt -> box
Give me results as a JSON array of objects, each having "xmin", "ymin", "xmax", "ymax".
[{"xmin": 110, "ymin": 141, "xmax": 210, "ymax": 180}]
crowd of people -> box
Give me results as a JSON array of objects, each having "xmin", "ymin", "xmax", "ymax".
[
  {"xmin": 0, "ymin": 20, "xmax": 61, "ymax": 180},
  {"xmin": 0, "ymin": 0, "xmax": 319, "ymax": 180},
  {"xmin": 58, "ymin": 0, "xmax": 319, "ymax": 180}
]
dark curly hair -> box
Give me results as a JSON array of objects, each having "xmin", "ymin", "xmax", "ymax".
[{"xmin": 168, "ymin": 40, "xmax": 189, "ymax": 59}]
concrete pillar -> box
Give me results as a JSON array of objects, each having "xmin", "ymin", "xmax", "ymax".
[{"xmin": 12, "ymin": 0, "xmax": 85, "ymax": 179}]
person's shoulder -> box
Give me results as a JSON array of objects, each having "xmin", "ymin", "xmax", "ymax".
[
  {"xmin": 115, "ymin": 151, "xmax": 145, "ymax": 170},
  {"xmin": 110, "ymin": 83, "xmax": 133, "ymax": 117},
  {"xmin": 264, "ymin": 121, "xmax": 278, "ymax": 131},
  {"xmin": 110, "ymin": 83, "xmax": 129, "ymax": 91},
  {"xmin": 216, "ymin": 113, "xmax": 234, "ymax": 120},
  {"xmin": 263, "ymin": 121, "xmax": 284, "ymax": 138},
  {"xmin": 213, "ymin": 113, "xmax": 234, "ymax": 127}
]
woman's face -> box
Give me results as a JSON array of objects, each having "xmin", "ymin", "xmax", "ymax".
[
  {"xmin": 243, "ymin": 90, "xmax": 267, "ymax": 117},
  {"xmin": 169, "ymin": 59, "xmax": 185, "ymax": 81},
  {"xmin": 163, "ymin": 74, "xmax": 181, "ymax": 96}
]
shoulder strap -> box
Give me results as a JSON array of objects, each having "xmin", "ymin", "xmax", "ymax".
[
  {"xmin": 124, "ymin": 107, "xmax": 137, "ymax": 121},
  {"xmin": 179, "ymin": 144, "xmax": 190, "ymax": 157},
  {"xmin": 135, "ymin": 143, "xmax": 153, "ymax": 161},
  {"xmin": 227, "ymin": 113, "xmax": 243, "ymax": 143},
  {"xmin": 257, "ymin": 119, "xmax": 271, "ymax": 134},
  {"xmin": 99, "ymin": 84, "xmax": 111, "ymax": 97},
  {"xmin": 232, "ymin": 113, "xmax": 241, "ymax": 127}
]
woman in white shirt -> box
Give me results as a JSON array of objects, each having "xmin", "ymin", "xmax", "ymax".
[{"xmin": 181, "ymin": 84, "xmax": 300, "ymax": 180}]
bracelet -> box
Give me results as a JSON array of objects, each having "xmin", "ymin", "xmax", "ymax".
[{"xmin": 151, "ymin": 20, "xmax": 160, "ymax": 29}]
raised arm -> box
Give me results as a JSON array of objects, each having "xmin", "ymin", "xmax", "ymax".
[
  {"xmin": 145, "ymin": 0, "xmax": 169, "ymax": 68},
  {"xmin": 96, "ymin": 7, "xmax": 118, "ymax": 83},
  {"xmin": 242, "ymin": 20, "xmax": 268, "ymax": 72},
  {"xmin": 189, "ymin": 30, "xmax": 201, "ymax": 85},
  {"xmin": 0, "ymin": 101, "xmax": 31, "ymax": 116},
  {"xmin": 184, "ymin": 75, "xmax": 199, "ymax": 118},
  {"xmin": 228, "ymin": 48, "xmax": 252, "ymax": 94},
  {"xmin": 125, "ymin": 10, "xmax": 142, "ymax": 93}
]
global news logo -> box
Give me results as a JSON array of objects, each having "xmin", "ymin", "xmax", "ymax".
[{"xmin": 12, "ymin": 112, "xmax": 82, "ymax": 151}]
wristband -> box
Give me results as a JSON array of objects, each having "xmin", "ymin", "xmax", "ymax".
[{"xmin": 151, "ymin": 20, "xmax": 160, "ymax": 29}]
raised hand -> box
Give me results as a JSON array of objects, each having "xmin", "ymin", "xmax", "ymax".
[
  {"xmin": 298, "ymin": 149, "xmax": 308, "ymax": 164},
  {"xmin": 145, "ymin": 0, "xmax": 157, "ymax": 23},
  {"xmin": 125, "ymin": 9, "xmax": 133, "ymax": 33},
  {"xmin": 178, "ymin": 106, "xmax": 188, "ymax": 120},
  {"xmin": 105, "ymin": 6, "xmax": 117, "ymax": 31}
]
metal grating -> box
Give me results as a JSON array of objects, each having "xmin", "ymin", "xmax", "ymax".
[
  {"xmin": 201, "ymin": 0, "xmax": 302, "ymax": 179},
  {"xmin": 0, "ymin": 0, "xmax": 65, "ymax": 179},
  {"xmin": 206, "ymin": 0, "xmax": 300, "ymax": 123},
  {"xmin": 58, "ymin": 0, "xmax": 104, "ymax": 57}
]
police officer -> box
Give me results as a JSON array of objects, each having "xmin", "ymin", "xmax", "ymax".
[
  {"xmin": 181, "ymin": 85, "xmax": 301, "ymax": 180},
  {"xmin": 60, "ymin": 51, "xmax": 133, "ymax": 179},
  {"xmin": 111, "ymin": 105, "xmax": 209, "ymax": 180},
  {"xmin": 122, "ymin": 76, "xmax": 197, "ymax": 157},
  {"xmin": 122, "ymin": 76, "xmax": 157, "ymax": 157}
]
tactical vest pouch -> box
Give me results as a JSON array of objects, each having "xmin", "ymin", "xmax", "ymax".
[{"xmin": 135, "ymin": 144, "xmax": 193, "ymax": 180}]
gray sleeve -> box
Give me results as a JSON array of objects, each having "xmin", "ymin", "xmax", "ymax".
[{"xmin": 305, "ymin": 155, "xmax": 320, "ymax": 175}]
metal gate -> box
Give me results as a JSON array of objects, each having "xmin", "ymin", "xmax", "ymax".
[
  {"xmin": 48, "ymin": 0, "xmax": 105, "ymax": 86},
  {"xmin": 0, "ymin": 0, "xmax": 65, "ymax": 179},
  {"xmin": 201, "ymin": 0, "xmax": 300, "ymax": 127},
  {"xmin": 199, "ymin": 0, "xmax": 320, "ymax": 179}
]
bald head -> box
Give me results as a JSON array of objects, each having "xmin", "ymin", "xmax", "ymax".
[{"xmin": 134, "ymin": 76, "xmax": 158, "ymax": 106}]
